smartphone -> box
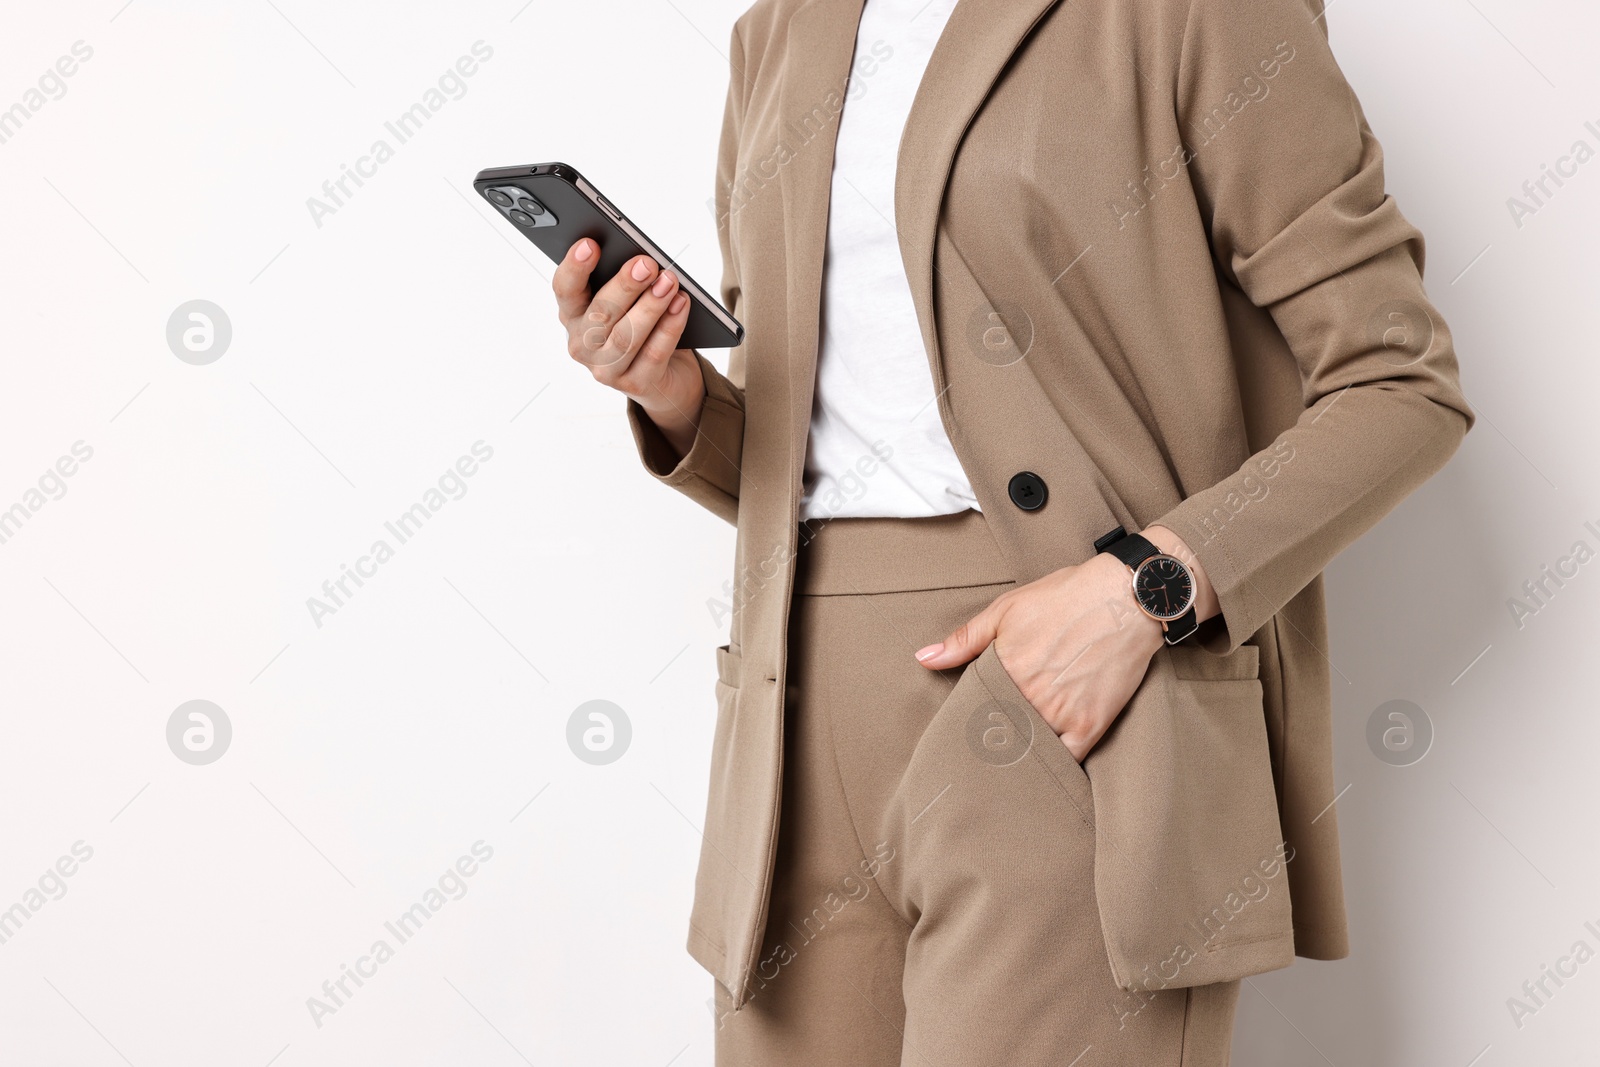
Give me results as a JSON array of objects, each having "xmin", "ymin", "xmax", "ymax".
[{"xmin": 472, "ymin": 162, "xmax": 744, "ymax": 349}]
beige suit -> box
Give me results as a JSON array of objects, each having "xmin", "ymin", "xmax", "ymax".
[{"xmin": 628, "ymin": 0, "xmax": 1472, "ymax": 1024}]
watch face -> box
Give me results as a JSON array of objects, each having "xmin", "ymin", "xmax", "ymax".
[{"xmin": 1132, "ymin": 555, "xmax": 1194, "ymax": 621}]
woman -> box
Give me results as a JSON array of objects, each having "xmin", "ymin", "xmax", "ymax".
[{"xmin": 551, "ymin": 0, "xmax": 1472, "ymax": 1061}]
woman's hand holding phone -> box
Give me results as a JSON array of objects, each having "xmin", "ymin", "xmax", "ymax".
[{"xmin": 552, "ymin": 238, "xmax": 706, "ymax": 459}]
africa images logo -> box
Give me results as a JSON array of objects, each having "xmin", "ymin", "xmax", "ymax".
[{"xmin": 305, "ymin": 42, "xmax": 494, "ymax": 228}]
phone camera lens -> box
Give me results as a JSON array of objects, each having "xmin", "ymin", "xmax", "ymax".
[
  {"xmin": 486, "ymin": 189, "xmax": 513, "ymax": 207},
  {"xmin": 518, "ymin": 198, "xmax": 545, "ymax": 216},
  {"xmin": 508, "ymin": 209, "xmax": 535, "ymax": 226}
]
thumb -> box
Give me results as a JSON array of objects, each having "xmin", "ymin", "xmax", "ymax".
[{"xmin": 916, "ymin": 607, "xmax": 1000, "ymax": 670}]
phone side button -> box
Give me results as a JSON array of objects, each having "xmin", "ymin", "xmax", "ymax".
[{"xmin": 597, "ymin": 197, "xmax": 621, "ymax": 219}]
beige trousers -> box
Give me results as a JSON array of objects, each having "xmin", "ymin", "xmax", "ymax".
[{"xmin": 713, "ymin": 510, "xmax": 1241, "ymax": 1065}]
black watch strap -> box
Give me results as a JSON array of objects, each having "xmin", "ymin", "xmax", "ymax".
[
  {"xmin": 1094, "ymin": 526, "xmax": 1161, "ymax": 570},
  {"xmin": 1161, "ymin": 605, "xmax": 1199, "ymax": 644},
  {"xmin": 1095, "ymin": 525, "xmax": 1198, "ymax": 646}
]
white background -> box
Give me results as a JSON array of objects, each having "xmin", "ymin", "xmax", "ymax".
[{"xmin": 0, "ymin": 0, "xmax": 1595, "ymax": 1064}]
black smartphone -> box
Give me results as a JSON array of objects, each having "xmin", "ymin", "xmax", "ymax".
[{"xmin": 472, "ymin": 162, "xmax": 744, "ymax": 349}]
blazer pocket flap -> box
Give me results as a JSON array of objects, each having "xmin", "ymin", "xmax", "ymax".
[
  {"xmin": 714, "ymin": 644, "xmax": 742, "ymax": 688},
  {"xmin": 1083, "ymin": 659, "xmax": 1295, "ymax": 991},
  {"xmin": 1165, "ymin": 642, "xmax": 1259, "ymax": 682}
]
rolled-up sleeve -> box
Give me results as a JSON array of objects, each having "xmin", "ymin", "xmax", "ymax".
[{"xmin": 1154, "ymin": 0, "xmax": 1475, "ymax": 652}]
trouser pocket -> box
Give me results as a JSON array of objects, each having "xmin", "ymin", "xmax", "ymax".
[
  {"xmin": 878, "ymin": 640, "xmax": 1294, "ymax": 995},
  {"xmin": 967, "ymin": 642, "xmax": 1095, "ymax": 820},
  {"xmin": 875, "ymin": 642, "xmax": 1095, "ymax": 927}
]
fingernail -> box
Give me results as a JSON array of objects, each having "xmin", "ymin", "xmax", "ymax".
[
  {"xmin": 652, "ymin": 271, "xmax": 675, "ymax": 298},
  {"xmin": 574, "ymin": 240, "xmax": 593, "ymax": 262},
  {"xmin": 669, "ymin": 292, "xmax": 689, "ymax": 315},
  {"xmin": 631, "ymin": 258, "xmax": 652, "ymax": 282},
  {"xmin": 915, "ymin": 643, "xmax": 944, "ymax": 663}
]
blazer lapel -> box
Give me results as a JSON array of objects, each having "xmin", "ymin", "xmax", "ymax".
[
  {"xmin": 776, "ymin": 0, "xmax": 869, "ymax": 477},
  {"xmin": 895, "ymin": 0, "xmax": 1067, "ymax": 383},
  {"xmin": 773, "ymin": 0, "xmax": 1064, "ymax": 476}
]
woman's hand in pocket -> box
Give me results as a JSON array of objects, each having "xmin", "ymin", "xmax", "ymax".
[{"xmin": 914, "ymin": 552, "xmax": 1165, "ymax": 762}]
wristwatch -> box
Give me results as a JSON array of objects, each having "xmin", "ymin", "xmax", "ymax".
[{"xmin": 1093, "ymin": 525, "xmax": 1198, "ymax": 645}]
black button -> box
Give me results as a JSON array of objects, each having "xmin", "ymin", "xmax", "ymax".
[{"xmin": 1007, "ymin": 471, "xmax": 1048, "ymax": 511}]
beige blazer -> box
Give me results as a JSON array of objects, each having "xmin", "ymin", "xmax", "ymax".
[{"xmin": 627, "ymin": 0, "xmax": 1473, "ymax": 1007}]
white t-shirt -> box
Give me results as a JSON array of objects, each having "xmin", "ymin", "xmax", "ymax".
[{"xmin": 798, "ymin": 0, "xmax": 980, "ymax": 521}]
